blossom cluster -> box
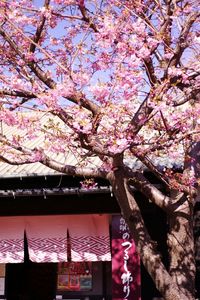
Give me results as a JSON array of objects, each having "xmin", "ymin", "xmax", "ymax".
[{"xmin": 0, "ymin": 0, "xmax": 199, "ymax": 188}]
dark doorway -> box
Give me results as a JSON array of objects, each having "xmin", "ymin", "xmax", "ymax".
[{"xmin": 5, "ymin": 262, "xmax": 57, "ymax": 300}]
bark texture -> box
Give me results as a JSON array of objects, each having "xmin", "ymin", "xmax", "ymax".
[
  {"xmin": 168, "ymin": 191, "xmax": 195, "ymax": 299},
  {"xmin": 108, "ymin": 167, "xmax": 196, "ymax": 300}
]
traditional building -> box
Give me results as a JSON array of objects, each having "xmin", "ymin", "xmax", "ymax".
[
  {"xmin": 0, "ymin": 160, "xmax": 173, "ymax": 300},
  {"xmin": 0, "ymin": 114, "xmax": 199, "ymax": 300},
  {"xmin": 0, "ymin": 159, "xmax": 135, "ymax": 300}
]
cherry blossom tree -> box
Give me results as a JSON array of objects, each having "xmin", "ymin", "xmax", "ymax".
[{"xmin": 0, "ymin": 0, "xmax": 199, "ymax": 299}]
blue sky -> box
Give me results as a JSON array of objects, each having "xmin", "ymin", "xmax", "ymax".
[{"xmin": 33, "ymin": 0, "xmax": 45, "ymax": 8}]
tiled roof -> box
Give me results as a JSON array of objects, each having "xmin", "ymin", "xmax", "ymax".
[
  {"xmin": 0, "ymin": 112, "xmax": 101, "ymax": 178},
  {"xmin": 0, "ymin": 112, "xmax": 183, "ymax": 178},
  {"xmin": 0, "ymin": 161, "xmax": 60, "ymax": 178}
]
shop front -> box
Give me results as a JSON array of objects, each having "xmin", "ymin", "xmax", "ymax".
[
  {"xmin": 0, "ymin": 171, "xmax": 181, "ymax": 300},
  {"xmin": 5, "ymin": 258, "xmax": 111, "ymax": 300},
  {"xmin": 0, "ymin": 212, "xmax": 141, "ymax": 300}
]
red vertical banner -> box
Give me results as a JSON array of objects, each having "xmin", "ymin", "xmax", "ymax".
[{"xmin": 112, "ymin": 215, "xmax": 141, "ymax": 300}]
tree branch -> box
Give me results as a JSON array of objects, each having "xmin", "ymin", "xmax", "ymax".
[
  {"xmin": 29, "ymin": 0, "xmax": 50, "ymax": 53},
  {"xmin": 129, "ymin": 171, "xmax": 172, "ymax": 212},
  {"xmin": 0, "ymin": 22, "xmax": 100, "ymax": 115},
  {"xmin": 0, "ymin": 88, "xmax": 36, "ymax": 98},
  {"xmin": 130, "ymin": 149, "xmax": 197, "ymax": 196},
  {"xmin": 0, "ymin": 133, "xmax": 107, "ymax": 178},
  {"xmin": 129, "ymin": 83, "xmax": 169, "ymax": 138},
  {"xmin": 0, "ymin": 151, "xmax": 106, "ymax": 178},
  {"xmin": 41, "ymin": 153, "xmax": 107, "ymax": 178},
  {"xmin": 172, "ymin": 88, "xmax": 200, "ymax": 106},
  {"xmin": 168, "ymin": 12, "xmax": 200, "ymax": 68},
  {"xmin": 143, "ymin": 57, "xmax": 158, "ymax": 86},
  {"xmin": 78, "ymin": 4, "xmax": 98, "ymax": 33}
]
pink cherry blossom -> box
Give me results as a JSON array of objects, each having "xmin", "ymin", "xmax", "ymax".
[{"xmin": 0, "ymin": 2, "xmax": 199, "ymax": 297}]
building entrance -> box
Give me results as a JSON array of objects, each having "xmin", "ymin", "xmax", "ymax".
[
  {"xmin": 6, "ymin": 262, "xmax": 57, "ymax": 300},
  {"xmin": 5, "ymin": 262, "xmax": 112, "ymax": 300}
]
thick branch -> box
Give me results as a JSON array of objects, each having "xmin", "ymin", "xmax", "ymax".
[
  {"xmin": 41, "ymin": 154, "xmax": 107, "ymax": 178},
  {"xmin": 130, "ymin": 95, "xmax": 153, "ymax": 135},
  {"xmin": 0, "ymin": 88, "xmax": 36, "ymax": 98},
  {"xmin": 143, "ymin": 58, "xmax": 158, "ymax": 86},
  {"xmin": 29, "ymin": 0, "xmax": 50, "ymax": 53},
  {"xmin": 129, "ymin": 171, "xmax": 172, "ymax": 212},
  {"xmin": 173, "ymin": 88, "xmax": 200, "ymax": 106},
  {"xmin": 131, "ymin": 150, "xmax": 197, "ymax": 196},
  {"xmin": 129, "ymin": 83, "xmax": 170, "ymax": 138},
  {"xmin": 0, "ymin": 127, "xmax": 108, "ymax": 177},
  {"xmin": 168, "ymin": 12, "xmax": 200, "ymax": 68},
  {"xmin": 0, "ymin": 133, "xmax": 107, "ymax": 178},
  {"xmin": 0, "ymin": 152, "xmax": 106, "ymax": 178},
  {"xmin": 78, "ymin": 133, "xmax": 114, "ymax": 157},
  {"xmin": 78, "ymin": 4, "xmax": 98, "ymax": 33}
]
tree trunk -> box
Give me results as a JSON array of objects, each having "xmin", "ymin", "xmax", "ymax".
[
  {"xmin": 167, "ymin": 191, "xmax": 196, "ymax": 299},
  {"xmin": 108, "ymin": 169, "xmax": 195, "ymax": 300}
]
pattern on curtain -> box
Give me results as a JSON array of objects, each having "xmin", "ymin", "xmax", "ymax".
[
  {"xmin": 25, "ymin": 214, "xmax": 111, "ymax": 262},
  {"xmin": 0, "ymin": 217, "xmax": 24, "ymax": 263}
]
